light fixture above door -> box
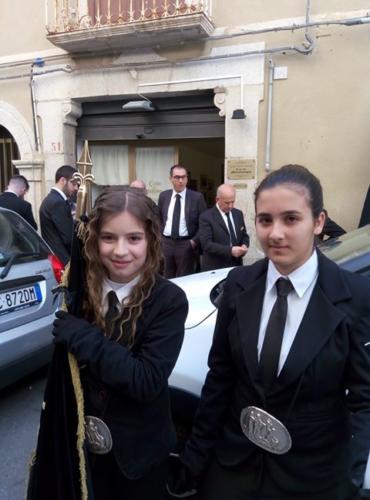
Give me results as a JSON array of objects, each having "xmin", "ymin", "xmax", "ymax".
[{"xmin": 122, "ymin": 94, "xmax": 155, "ymax": 112}]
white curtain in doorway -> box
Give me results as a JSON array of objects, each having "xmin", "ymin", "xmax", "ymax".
[
  {"xmin": 90, "ymin": 144, "xmax": 129, "ymax": 186},
  {"xmin": 136, "ymin": 147, "xmax": 176, "ymax": 202}
]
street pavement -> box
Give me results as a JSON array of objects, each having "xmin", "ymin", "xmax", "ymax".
[{"xmin": 0, "ymin": 369, "xmax": 46, "ymax": 500}]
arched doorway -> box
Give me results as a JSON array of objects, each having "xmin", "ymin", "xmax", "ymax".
[{"xmin": 0, "ymin": 126, "xmax": 20, "ymax": 191}]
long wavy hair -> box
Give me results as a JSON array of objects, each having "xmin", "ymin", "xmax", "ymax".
[{"xmin": 83, "ymin": 186, "xmax": 164, "ymax": 345}]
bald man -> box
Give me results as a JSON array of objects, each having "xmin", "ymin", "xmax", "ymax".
[
  {"xmin": 130, "ymin": 179, "xmax": 148, "ymax": 195},
  {"xmin": 199, "ymin": 184, "xmax": 249, "ymax": 271}
]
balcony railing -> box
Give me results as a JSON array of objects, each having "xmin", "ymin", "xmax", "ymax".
[{"xmin": 46, "ymin": 0, "xmax": 213, "ymax": 35}]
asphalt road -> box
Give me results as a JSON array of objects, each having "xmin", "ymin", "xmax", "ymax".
[{"xmin": 0, "ymin": 369, "xmax": 46, "ymax": 500}]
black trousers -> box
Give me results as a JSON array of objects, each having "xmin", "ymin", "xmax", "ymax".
[
  {"xmin": 90, "ymin": 451, "xmax": 168, "ymax": 500},
  {"xmin": 161, "ymin": 237, "xmax": 195, "ymax": 278},
  {"xmin": 198, "ymin": 456, "xmax": 356, "ymax": 500}
]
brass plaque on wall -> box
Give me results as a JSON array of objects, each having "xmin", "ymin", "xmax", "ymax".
[{"xmin": 227, "ymin": 159, "xmax": 256, "ymax": 180}]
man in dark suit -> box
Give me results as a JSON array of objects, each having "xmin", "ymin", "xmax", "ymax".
[
  {"xmin": 158, "ymin": 165, "xmax": 206, "ymax": 278},
  {"xmin": 199, "ymin": 183, "xmax": 249, "ymax": 271},
  {"xmin": 317, "ymin": 209, "xmax": 346, "ymax": 241},
  {"xmin": 0, "ymin": 175, "xmax": 37, "ymax": 229},
  {"xmin": 39, "ymin": 165, "xmax": 79, "ymax": 265},
  {"xmin": 359, "ymin": 185, "xmax": 370, "ymax": 228}
]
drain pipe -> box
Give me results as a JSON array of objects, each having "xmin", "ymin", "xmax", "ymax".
[
  {"xmin": 265, "ymin": 60, "xmax": 274, "ymax": 172},
  {"xmin": 305, "ymin": 0, "xmax": 311, "ymax": 37},
  {"xmin": 30, "ymin": 58, "xmax": 44, "ymax": 152}
]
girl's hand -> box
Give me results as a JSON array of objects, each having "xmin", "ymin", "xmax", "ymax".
[{"xmin": 52, "ymin": 310, "xmax": 90, "ymax": 346}]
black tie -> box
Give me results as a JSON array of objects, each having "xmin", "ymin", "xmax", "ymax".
[
  {"xmin": 259, "ymin": 278, "xmax": 294, "ymax": 391},
  {"xmin": 105, "ymin": 290, "xmax": 120, "ymax": 337},
  {"xmin": 171, "ymin": 194, "xmax": 181, "ymax": 239},
  {"xmin": 225, "ymin": 212, "xmax": 238, "ymax": 246}
]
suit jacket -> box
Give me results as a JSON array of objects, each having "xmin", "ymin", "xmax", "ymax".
[
  {"xmin": 199, "ymin": 206, "xmax": 249, "ymax": 270},
  {"xmin": 65, "ymin": 276, "xmax": 188, "ymax": 479},
  {"xmin": 318, "ymin": 216, "xmax": 346, "ymax": 240},
  {"xmin": 39, "ymin": 189, "xmax": 74, "ymax": 265},
  {"xmin": 182, "ymin": 251, "xmax": 370, "ymax": 495},
  {"xmin": 359, "ymin": 185, "xmax": 370, "ymax": 228},
  {"xmin": 0, "ymin": 191, "xmax": 37, "ymax": 229},
  {"xmin": 157, "ymin": 189, "xmax": 207, "ymax": 246}
]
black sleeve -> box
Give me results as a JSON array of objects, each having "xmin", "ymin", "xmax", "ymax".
[
  {"xmin": 237, "ymin": 211, "xmax": 250, "ymax": 247},
  {"xmin": 359, "ymin": 186, "xmax": 370, "ymax": 228},
  {"xmin": 192, "ymin": 193, "xmax": 207, "ymax": 246},
  {"xmin": 67, "ymin": 285, "xmax": 188, "ymax": 402},
  {"xmin": 24, "ymin": 201, "xmax": 38, "ymax": 230},
  {"xmin": 50, "ymin": 203, "xmax": 73, "ymax": 249},
  {"xmin": 346, "ymin": 281, "xmax": 370, "ymax": 488},
  {"xmin": 321, "ymin": 217, "xmax": 346, "ymax": 240}
]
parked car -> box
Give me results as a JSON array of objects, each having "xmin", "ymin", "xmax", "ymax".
[
  {"xmin": 0, "ymin": 207, "xmax": 63, "ymax": 390},
  {"xmin": 169, "ymin": 224, "xmax": 370, "ymax": 484}
]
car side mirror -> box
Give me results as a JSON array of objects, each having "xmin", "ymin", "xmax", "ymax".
[{"xmin": 210, "ymin": 279, "xmax": 226, "ymax": 308}]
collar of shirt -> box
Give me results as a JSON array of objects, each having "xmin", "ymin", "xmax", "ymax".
[
  {"xmin": 4, "ymin": 189, "xmax": 18, "ymax": 197},
  {"xmin": 266, "ymin": 249, "xmax": 319, "ymax": 298},
  {"xmin": 216, "ymin": 203, "xmax": 230, "ymax": 221},
  {"xmin": 216, "ymin": 203, "xmax": 235, "ymax": 231},
  {"xmin": 101, "ymin": 275, "xmax": 140, "ymax": 315},
  {"xmin": 51, "ymin": 186, "xmax": 67, "ymax": 201},
  {"xmin": 172, "ymin": 188, "xmax": 186, "ymax": 200}
]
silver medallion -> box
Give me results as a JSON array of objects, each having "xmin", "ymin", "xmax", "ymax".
[
  {"xmin": 240, "ymin": 406, "xmax": 291, "ymax": 455},
  {"xmin": 85, "ymin": 415, "xmax": 113, "ymax": 455}
]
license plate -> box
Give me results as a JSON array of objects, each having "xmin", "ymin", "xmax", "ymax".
[{"xmin": 0, "ymin": 284, "xmax": 42, "ymax": 316}]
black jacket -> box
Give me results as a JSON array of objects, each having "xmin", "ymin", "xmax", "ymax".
[
  {"xmin": 65, "ymin": 276, "xmax": 188, "ymax": 479},
  {"xmin": 39, "ymin": 189, "xmax": 74, "ymax": 265},
  {"xmin": 182, "ymin": 252, "xmax": 370, "ymax": 495},
  {"xmin": 199, "ymin": 206, "xmax": 249, "ymax": 270},
  {"xmin": 0, "ymin": 191, "xmax": 37, "ymax": 229}
]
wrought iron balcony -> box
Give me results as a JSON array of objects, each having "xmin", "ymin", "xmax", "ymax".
[{"xmin": 46, "ymin": 0, "xmax": 214, "ymax": 53}]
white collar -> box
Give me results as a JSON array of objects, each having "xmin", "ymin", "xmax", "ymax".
[
  {"xmin": 266, "ymin": 250, "xmax": 318, "ymax": 298},
  {"xmin": 51, "ymin": 187, "xmax": 67, "ymax": 201},
  {"xmin": 102, "ymin": 275, "xmax": 140, "ymax": 307},
  {"xmin": 172, "ymin": 188, "xmax": 186, "ymax": 199},
  {"xmin": 216, "ymin": 203, "xmax": 229, "ymax": 218}
]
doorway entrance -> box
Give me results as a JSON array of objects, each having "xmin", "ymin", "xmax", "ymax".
[
  {"xmin": 79, "ymin": 91, "xmax": 225, "ymax": 205},
  {"xmin": 89, "ymin": 137, "xmax": 224, "ymax": 205},
  {"xmin": 0, "ymin": 126, "xmax": 20, "ymax": 191}
]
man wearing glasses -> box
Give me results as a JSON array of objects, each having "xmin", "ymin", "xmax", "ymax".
[{"xmin": 158, "ymin": 164, "xmax": 206, "ymax": 278}]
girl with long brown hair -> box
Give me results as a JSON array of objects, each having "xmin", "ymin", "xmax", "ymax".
[{"xmin": 52, "ymin": 186, "xmax": 188, "ymax": 500}]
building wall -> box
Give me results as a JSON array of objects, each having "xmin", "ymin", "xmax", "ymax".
[{"xmin": 0, "ymin": 0, "xmax": 369, "ymax": 242}]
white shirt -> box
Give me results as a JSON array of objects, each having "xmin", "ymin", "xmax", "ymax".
[
  {"xmin": 51, "ymin": 186, "xmax": 67, "ymax": 201},
  {"xmin": 216, "ymin": 203, "xmax": 236, "ymax": 245},
  {"xmin": 257, "ymin": 250, "xmax": 319, "ymax": 374},
  {"xmin": 163, "ymin": 189, "xmax": 189, "ymax": 237},
  {"xmin": 101, "ymin": 275, "xmax": 140, "ymax": 315}
]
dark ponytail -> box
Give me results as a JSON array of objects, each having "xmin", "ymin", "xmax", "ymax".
[{"xmin": 254, "ymin": 164, "xmax": 324, "ymax": 217}]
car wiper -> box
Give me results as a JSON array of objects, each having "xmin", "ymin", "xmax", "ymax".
[{"xmin": 0, "ymin": 251, "xmax": 40, "ymax": 279}]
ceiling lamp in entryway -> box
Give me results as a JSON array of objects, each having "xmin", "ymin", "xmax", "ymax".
[{"xmin": 122, "ymin": 95, "xmax": 156, "ymax": 112}]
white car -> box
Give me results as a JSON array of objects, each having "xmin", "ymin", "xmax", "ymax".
[{"xmin": 169, "ymin": 225, "xmax": 370, "ymax": 485}]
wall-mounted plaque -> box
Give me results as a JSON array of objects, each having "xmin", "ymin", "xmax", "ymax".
[{"xmin": 227, "ymin": 159, "xmax": 256, "ymax": 180}]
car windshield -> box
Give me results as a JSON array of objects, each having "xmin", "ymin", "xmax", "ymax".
[
  {"xmin": 319, "ymin": 224, "xmax": 370, "ymax": 265},
  {"xmin": 0, "ymin": 209, "xmax": 50, "ymax": 267}
]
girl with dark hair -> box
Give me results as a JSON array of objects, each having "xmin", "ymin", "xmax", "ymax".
[
  {"xmin": 52, "ymin": 186, "xmax": 188, "ymax": 500},
  {"xmin": 168, "ymin": 165, "xmax": 370, "ymax": 499}
]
